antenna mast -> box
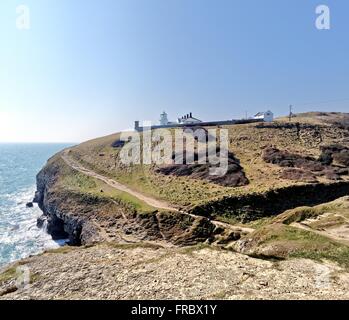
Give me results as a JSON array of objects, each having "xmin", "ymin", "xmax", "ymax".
[{"xmin": 289, "ymin": 105, "xmax": 293, "ymax": 122}]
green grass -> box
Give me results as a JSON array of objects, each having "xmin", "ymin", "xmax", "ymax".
[
  {"xmin": 0, "ymin": 263, "xmax": 40, "ymax": 286},
  {"xmin": 274, "ymin": 198, "xmax": 349, "ymax": 225},
  {"xmin": 215, "ymin": 215, "xmax": 240, "ymax": 225},
  {"xmin": 0, "ymin": 267, "xmax": 17, "ymax": 284},
  {"xmin": 58, "ymin": 164, "xmax": 156, "ymax": 213},
  {"xmin": 178, "ymin": 243, "xmax": 221, "ymax": 255},
  {"xmin": 45, "ymin": 246, "xmax": 76, "ymax": 254},
  {"xmin": 265, "ymin": 225, "xmax": 327, "ymax": 243},
  {"xmin": 216, "ymin": 213, "xmax": 274, "ymax": 228},
  {"xmin": 62, "ymin": 171, "xmax": 97, "ymax": 191},
  {"xmin": 274, "ymin": 207, "xmax": 330, "ymax": 225},
  {"xmin": 246, "ymin": 223, "xmax": 349, "ymax": 269},
  {"xmin": 0, "ymin": 260, "xmax": 40, "ymax": 297},
  {"xmin": 290, "ymin": 246, "xmax": 349, "ymax": 269},
  {"xmin": 239, "ymin": 216, "xmax": 275, "ymax": 229},
  {"xmin": 105, "ymin": 242, "xmax": 164, "ymax": 250},
  {"xmin": 60, "ymin": 113, "xmax": 349, "ymax": 213},
  {"xmin": 29, "ymin": 273, "xmax": 41, "ymax": 284},
  {"xmin": 113, "ymin": 189, "xmax": 155, "ymax": 212},
  {"xmin": 309, "ymin": 215, "xmax": 347, "ymax": 230},
  {"xmin": 73, "ymin": 155, "xmax": 227, "ymax": 207}
]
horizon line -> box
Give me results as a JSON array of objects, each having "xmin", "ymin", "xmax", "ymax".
[{"xmin": 0, "ymin": 141, "xmax": 79, "ymax": 144}]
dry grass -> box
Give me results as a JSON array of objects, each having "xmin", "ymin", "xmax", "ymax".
[
  {"xmin": 273, "ymin": 196, "xmax": 349, "ymax": 225},
  {"xmin": 66, "ymin": 115, "xmax": 349, "ymax": 208},
  {"xmin": 240, "ymin": 223, "xmax": 349, "ymax": 268},
  {"xmin": 0, "ymin": 267, "xmax": 17, "ymax": 284},
  {"xmin": 52, "ymin": 157, "xmax": 156, "ymax": 213}
]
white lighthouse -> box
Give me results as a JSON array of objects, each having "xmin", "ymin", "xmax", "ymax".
[{"xmin": 159, "ymin": 111, "xmax": 169, "ymax": 125}]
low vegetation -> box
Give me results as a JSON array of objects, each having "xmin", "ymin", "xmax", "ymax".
[
  {"xmin": 65, "ymin": 113, "xmax": 349, "ymax": 212},
  {"xmin": 237, "ymin": 223, "xmax": 349, "ymax": 269},
  {"xmin": 35, "ymin": 113, "xmax": 349, "ymax": 269},
  {"xmin": 53, "ymin": 157, "xmax": 156, "ymax": 213},
  {"xmin": 273, "ymin": 196, "xmax": 349, "ymax": 225},
  {"xmin": 0, "ymin": 267, "xmax": 17, "ymax": 284}
]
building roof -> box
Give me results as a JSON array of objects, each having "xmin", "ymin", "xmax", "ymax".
[
  {"xmin": 178, "ymin": 112, "xmax": 202, "ymax": 123},
  {"xmin": 184, "ymin": 116, "xmax": 201, "ymax": 121},
  {"xmin": 254, "ymin": 110, "xmax": 273, "ymax": 117}
]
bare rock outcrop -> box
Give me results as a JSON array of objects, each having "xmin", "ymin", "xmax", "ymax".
[{"xmin": 33, "ymin": 155, "xmax": 215, "ymax": 246}]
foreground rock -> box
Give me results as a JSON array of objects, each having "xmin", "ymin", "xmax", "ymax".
[{"xmin": 1, "ymin": 243, "xmax": 348, "ymax": 300}]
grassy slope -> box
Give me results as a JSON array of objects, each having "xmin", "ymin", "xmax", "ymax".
[
  {"xmin": 273, "ymin": 196, "xmax": 349, "ymax": 225},
  {"xmin": 244, "ymin": 223, "xmax": 349, "ymax": 268},
  {"xmin": 44, "ymin": 113, "xmax": 349, "ymax": 267},
  {"xmin": 57, "ymin": 155, "xmax": 349, "ymax": 268},
  {"xmin": 49, "ymin": 156, "xmax": 156, "ymax": 213},
  {"xmin": 236, "ymin": 196, "xmax": 349, "ymax": 268},
  {"xmin": 67, "ymin": 114, "xmax": 349, "ymax": 208}
]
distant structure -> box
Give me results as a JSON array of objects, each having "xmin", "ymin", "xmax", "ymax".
[
  {"xmin": 177, "ymin": 112, "xmax": 202, "ymax": 125},
  {"xmin": 159, "ymin": 111, "xmax": 169, "ymax": 125},
  {"xmin": 134, "ymin": 110, "xmax": 270, "ymax": 131},
  {"xmin": 253, "ymin": 110, "xmax": 274, "ymax": 122},
  {"xmin": 159, "ymin": 111, "xmax": 178, "ymax": 126},
  {"xmin": 288, "ymin": 105, "xmax": 293, "ymax": 122}
]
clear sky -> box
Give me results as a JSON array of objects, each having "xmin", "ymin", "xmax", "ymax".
[{"xmin": 0, "ymin": 0, "xmax": 348, "ymax": 143}]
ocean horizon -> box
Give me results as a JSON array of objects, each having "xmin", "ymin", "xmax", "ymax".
[{"xmin": 0, "ymin": 143, "xmax": 73, "ymax": 267}]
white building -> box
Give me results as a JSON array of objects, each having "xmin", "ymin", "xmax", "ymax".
[
  {"xmin": 177, "ymin": 112, "xmax": 202, "ymax": 124},
  {"xmin": 253, "ymin": 110, "xmax": 274, "ymax": 122},
  {"xmin": 159, "ymin": 111, "xmax": 169, "ymax": 125}
]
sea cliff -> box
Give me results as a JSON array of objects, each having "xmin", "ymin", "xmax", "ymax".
[{"xmin": 33, "ymin": 154, "xmax": 215, "ymax": 246}]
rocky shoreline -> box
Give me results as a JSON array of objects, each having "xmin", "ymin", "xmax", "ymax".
[{"xmin": 32, "ymin": 154, "xmax": 216, "ymax": 247}]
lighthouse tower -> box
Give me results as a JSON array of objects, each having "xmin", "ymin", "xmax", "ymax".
[{"xmin": 159, "ymin": 111, "xmax": 169, "ymax": 126}]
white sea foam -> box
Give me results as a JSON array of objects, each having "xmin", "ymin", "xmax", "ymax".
[
  {"xmin": 0, "ymin": 143, "xmax": 73, "ymax": 268},
  {"xmin": 0, "ymin": 185, "xmax": 66, "ymax": 267}
]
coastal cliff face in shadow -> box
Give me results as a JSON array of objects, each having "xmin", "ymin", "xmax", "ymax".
[{"xmin": 33, "ymin": 155, "xmax": 215, "ymax": 246}]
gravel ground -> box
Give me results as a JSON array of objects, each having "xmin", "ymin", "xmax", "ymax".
[{"xmin": 1, "ymin": 243, "xmax": 349, "ymax": 300}]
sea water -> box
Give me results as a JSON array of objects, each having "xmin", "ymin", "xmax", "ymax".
[{"xmin": 0, "ymin": 143, "xmax": 73, "ymax": 268}]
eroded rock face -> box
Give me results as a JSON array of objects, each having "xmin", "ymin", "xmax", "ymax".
[
  {"xmin": 280, "ymin": 168, "xmax": 318, "ymax": 183},
  {"xmin": 33, "ymin": 157, "xmax": 216, "ymax": 246},
  {"xmin": 263, "ymin": 147, "xmax": 325, "ymax": 171},
  {"xmin": 320, "ymin": 145, "xmax": 349, "ymax": 167},
  {"xmin": 155, "ymin": 151, "xmax": 249, "ymax": 187},
  {"xmin": 263, "ymin": 147, "xmax": 348, "ymax": 183},
  {"xmin": 190, "ymin": 182, "xmax": 349, "ymax": 222}
]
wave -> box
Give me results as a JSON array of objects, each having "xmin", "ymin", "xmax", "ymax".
[{"xmin": 0, "ymin": 185, "xmax": 66, "ymax": 268}]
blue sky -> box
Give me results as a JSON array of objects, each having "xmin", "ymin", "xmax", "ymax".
[{"xmin": 0, "ymin": 0, "xmax": 348, "ymax": 142}]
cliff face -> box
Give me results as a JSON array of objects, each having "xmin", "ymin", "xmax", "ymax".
[
  {"xmin": 34, "ymin": 157, "xmax": 97, "ymax": 244},
  {"xmin": 33, "ymin": 155, "xmax": 215, "ymax": 246},
  {"xmin": 190, "ymin": 181, "xmax": 349, "ymax": 222}
]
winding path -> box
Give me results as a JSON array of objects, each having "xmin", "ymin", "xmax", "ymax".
[
  {"xmin": 61, "ymin": 151, "xmax": 255, "ymax": 234},
  {"xmin": 62, "ymin": 151, "xmax": 175, "ymax": 211}
]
